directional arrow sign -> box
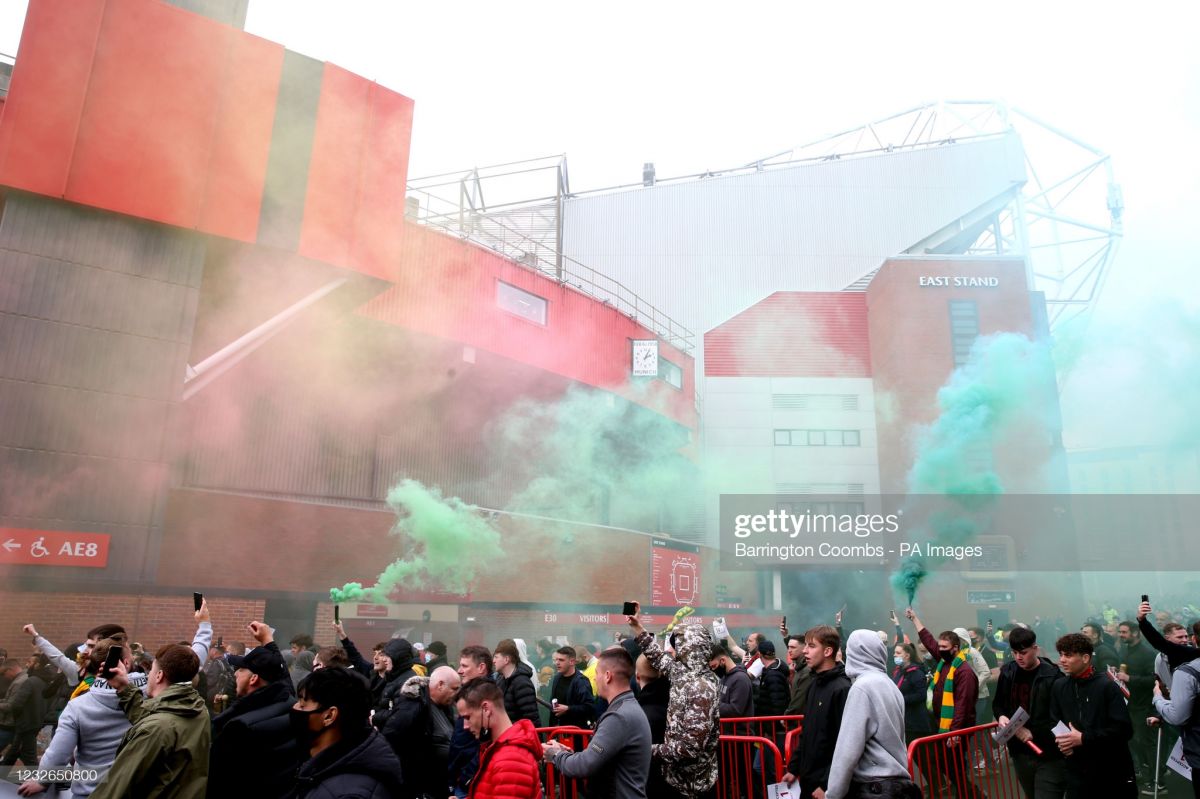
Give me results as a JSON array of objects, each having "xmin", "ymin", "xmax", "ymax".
[{"xmin": 0, "ymin": 528, "xmax": 110, "ymax": 567}]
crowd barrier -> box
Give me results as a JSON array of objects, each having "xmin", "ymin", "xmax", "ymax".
[
  {"xmin": 717, "ymin": 734, "xmax": 784, "ymax": 799},
  {"xmin": 538, "ymin": 726, "xmax": 594, "ymax": 799},
  {"xmin": 720, "ymin": 715, "xmax": 804, "ymax": 762},
  {"xmin": 907, "ymin": 722, "xmax": 1024, "ymax": 799},
  {"xmin": 537, "ymin": 716, "xmax": 1026, "ymax": 799},
  {"xmin": 537, "ymin": 719, "xmax": 804, "ymax": 799}
]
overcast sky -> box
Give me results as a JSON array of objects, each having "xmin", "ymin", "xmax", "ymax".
[{"xmin": 3, "ymin": 0, "xmax": 1196, "ymax": 313}]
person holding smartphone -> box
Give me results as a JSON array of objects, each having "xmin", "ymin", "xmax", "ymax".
[{"xmin": 18, "ymin": 639, "xmax": 132, "ymax": 797}]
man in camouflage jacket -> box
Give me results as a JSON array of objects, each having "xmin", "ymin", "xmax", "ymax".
[{"xmin": 628, "ymin": 613, "xmax": 721, "ymax": 798}]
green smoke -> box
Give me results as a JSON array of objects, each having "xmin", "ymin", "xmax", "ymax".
[
  {"xmin": 890, "ymin": 558, "xmax": 928, "ymax": 605},
  {"xmin": 330, "ymin": 582, "xmax": 370, "ymax": 604},
  {"xmin": 894, "ymin": 332, "xmax": 1058, "ymax": 601},
  {"xmin": 329, "ymin": 480, "xmax": 503, "ymax": 601},
  {"xmin": 1059, "ymin": 301, "xmax": 1200, "ymax": 454},
  {"xmin": 491, "ymin": 385, "xmax": 697, "ymax": 532}
]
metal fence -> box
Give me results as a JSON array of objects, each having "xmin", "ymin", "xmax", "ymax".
[{"xmin": 908, "ymin": 722, "xmax": 1024, "ymax": 799}]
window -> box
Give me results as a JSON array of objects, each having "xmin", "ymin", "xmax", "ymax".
[
  {"xmin": 659, "ymin": 358, "xmax": 683, "ymax": 389},
  {"xmin": 949, "ymin": 300, "xmax": 979, "ymax": 367},
  {"xmin": 496, "ymin": 281, "xmax": 547, "ymax": 325},
  {"xmin": 772, "ymin": 394, "xmax": 859, "ymax": 411},
  {"xmin": 773, "ymin": 429, "xmax": 862, "ymax": 447}
]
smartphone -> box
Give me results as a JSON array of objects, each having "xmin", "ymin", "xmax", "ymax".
[
  {"xmin": 622, "ymin": 601, "xmax": 638, "ymax": 616},
  {"xmin": 102, "ymin": 645, "xmax": 122, "ymax": 678},
  {"xmin": 193, "ymin": 592, "xmax": 204, "ymax": 612},
  {"xmin": 1142, "ymin": 594, "xmax": 1149, "ymax": 603},
  {"xmin": 334, "ymin": 605, "xmax": 341, "ymax": 624}
]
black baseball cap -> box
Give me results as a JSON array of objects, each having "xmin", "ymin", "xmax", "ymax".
[{"xmin": 227, "ymin": 646, "xmax": 288, "ymax": 682}]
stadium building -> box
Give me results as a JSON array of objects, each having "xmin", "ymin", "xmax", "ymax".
[{"xmin": 0, "ymin": 0, "xmax": 1122, "ymax": 650}]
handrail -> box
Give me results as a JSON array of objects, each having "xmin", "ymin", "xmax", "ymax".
[{"xmin": 406, "ymin": 189, "xmax": 695, "ymax": 352}]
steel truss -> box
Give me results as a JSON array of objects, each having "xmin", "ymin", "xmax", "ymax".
[{"xmin": 760, "ymin": 101, "xmax": 1122, "ymax": 331}]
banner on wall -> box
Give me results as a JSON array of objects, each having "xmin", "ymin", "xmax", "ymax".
[{"xmin": 651, "ymin": 538, "xmax": 700, "ymax": 607}]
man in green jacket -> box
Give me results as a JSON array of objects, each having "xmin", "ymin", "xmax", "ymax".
[{"xmin": 91, "ymin": 643, "xmax": 211, "ymax": 799}]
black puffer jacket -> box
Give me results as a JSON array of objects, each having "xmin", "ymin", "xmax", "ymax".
[
  {"xmin": 289, "ymin": 728, "xmax": 404, "ymax": 799},
  {"xmin": 498, "ymin": 662, "xmax": 541, "ymax": 726},
  {"xmin": 754, "ymin": 659, "xmax": 791, "ymax": 717},
  {"xmin": 381, "ymin": 679, "xmax": 455, "ymax": 799},
  {"xmin": 209, "ymin": 679, "xmax": 301, "ymax": 798},
  {"xmin": 372, "ymin": 639, "xmax": 417, "ymax": 729}
]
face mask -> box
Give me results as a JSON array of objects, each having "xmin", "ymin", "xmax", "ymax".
[
  {"xmin": 289, "ymin": 707, "xmax": 324, "ymax": 747},
  {"xmin": 940, "ymin": 648, "xmax": 956, "ymax": 662},
  {"xmin": 713, "ymin": 666, "xmax": 727, "ymax": 678},
  {"xmin": 894, "ymin": 656, "xmax": 905, "ymax": 666}
]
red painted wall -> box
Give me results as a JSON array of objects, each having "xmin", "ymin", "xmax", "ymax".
[
  {"xmin": 866, "ymin": 258, "xmax": 1037, "ymax": 493},
  {"xmin": 160, "ymin": 489, "xmax": 755, "ymax": 607},
  {"xmin": 0, "ymin": 0, "xmax": 281, "ymax": 237},
  {"xmin": 705, "ymin": 292, "xmax": 871, "ymax": 378},
  {"xmin": 0, "ymin": 0, "xmax": 413, "ymax": 280},
  {"xmin": 359, "ymin": 223, "xmax": 697, "ymax": 429},
  {"xmin": 298, "ymin": 66, "xmax": 413, "ymax": 281}
]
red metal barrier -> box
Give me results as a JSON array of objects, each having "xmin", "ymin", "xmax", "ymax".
[
  {"xmin": 783, "ymin": 726, "xmax": 803, "ymax": 765},
  {"xmin": 907, "ymin": 722, "xmax": 1024, "ymax": 799},
  {"xmin": 717, "ymin": 734, "xmax": 784, "ymax": 799},
  {"xmin": 537, "ymin": 726, "xmax": 593, "ymax": 799},
  {"xmin": 719, "ymin": 714, "xmax": 804, "ymax": 737}
]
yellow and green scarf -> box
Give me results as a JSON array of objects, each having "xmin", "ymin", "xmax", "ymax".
[
  {"xmin": 936, "ymin": 648, "xmax": 969, "ymax": 731},
  {"xmin": 70, "ymin": 674, "xmax": 95, "ymax": 700}
]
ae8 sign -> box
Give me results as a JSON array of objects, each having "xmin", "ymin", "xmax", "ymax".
[{"xmin": 0, "ymin": 528, "xmax": 110, "ymax": 567}]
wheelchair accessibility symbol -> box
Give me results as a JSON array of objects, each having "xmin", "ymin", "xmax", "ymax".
[{"xmin": 31, "ymin": 536, "xmax": 50, "ymax": 558}]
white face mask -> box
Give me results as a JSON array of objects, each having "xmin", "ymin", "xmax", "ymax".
[{"xmin": 894, "ymin": 656, "xmax": 905, "ymax": 666}]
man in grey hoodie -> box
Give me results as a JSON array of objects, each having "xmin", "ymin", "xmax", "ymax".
[
  {"xmin": 824, "ymin": 630, "xmax": 921, "ymax": 799},
  {"xmin": 1152, "ymin": 652, "xmax": 1200, "ymax": 796}
]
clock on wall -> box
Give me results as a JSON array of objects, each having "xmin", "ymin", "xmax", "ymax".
[{"xmin": 631, "ymin": 339, "xmax": 659, "ymax": 377}]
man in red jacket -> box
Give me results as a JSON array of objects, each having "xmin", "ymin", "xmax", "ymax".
[{"xmin": 456, "ymin": 678, "xmax": 543, "ymax": 799}]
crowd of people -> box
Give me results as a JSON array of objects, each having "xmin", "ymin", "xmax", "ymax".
[{"xmin": 1, "ymin": 595, "xmax": 1199, "ymax": 799}]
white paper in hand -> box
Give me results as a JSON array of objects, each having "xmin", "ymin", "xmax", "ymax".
[
  {"xmin": 748, "ymin": 658, "xmax": 765, "ymax": 679},
  {"xmin": 766, "ymin": 782, "xmax": 795, "ymax": 799},
  {"xmin": 1168, "ymin": 739, "xmax": 1193, "ymax": 780},
  {"xmin": 712, "ymin": 617, "xmax": 729, "ymax": 639},
  {"xmin": 1051, "ymin": 720, "xmax": 1071, "ymax": 737}
]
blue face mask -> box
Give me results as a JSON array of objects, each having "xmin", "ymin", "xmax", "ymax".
[{"xmin": 894, "ymin": 656, "xmax": 905, "ymax": 666}]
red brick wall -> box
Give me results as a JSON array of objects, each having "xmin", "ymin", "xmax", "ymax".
[
  {"xmin": 0, "ymin": 591, "xmax": 265, "ymax": 659},
  {"xmin": 867, "ymin": 258, "xmax": 1036, "ymax": 493},
  {"xmin": 161, "ymin": 489, "xmax": 760, "ymax": 611}
]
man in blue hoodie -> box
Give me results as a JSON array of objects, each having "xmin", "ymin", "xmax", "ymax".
[{"xmin": 824, "ymin": 630, "xmax": 921, "ymax": 799}]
